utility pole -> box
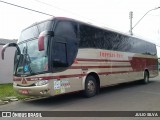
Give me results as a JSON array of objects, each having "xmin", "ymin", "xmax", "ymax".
[
  {"xmin": 129, "ymin": 7, "xmax": 160, "ymax": 36},
  {"xmin": 129, "ymin": 11, "xmax": 133, "ymax": 35}
]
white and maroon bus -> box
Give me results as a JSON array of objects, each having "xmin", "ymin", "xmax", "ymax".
[{"xmin": 1, "ymin": 17, "xmax": 159, "ymax": 97}]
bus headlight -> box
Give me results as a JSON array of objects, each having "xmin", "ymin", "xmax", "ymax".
[
  {"xmin": 35, "ymin": 80, "xmax": 48, "ymax": 86},
  {"xmin": 13, "ymin": 82, "xmax": 17, "ymax": 86}
]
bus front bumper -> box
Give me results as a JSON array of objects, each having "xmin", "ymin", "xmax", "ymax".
[{"xmin": 13, "ymin": 84, "xmax": 51, "ymax": 96}]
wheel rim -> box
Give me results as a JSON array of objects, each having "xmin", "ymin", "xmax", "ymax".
[
  {"xmin": 87, "ymin": 80, "xmax": 95, "ymax": 93},
  {"xmin": 145, "ymin": 74, "xmax": 149, "ymax": 82}
]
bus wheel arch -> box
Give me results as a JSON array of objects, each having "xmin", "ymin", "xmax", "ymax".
[{"xmin": 83, "ymin": 72, "xmax": 100, "ymax": 97}]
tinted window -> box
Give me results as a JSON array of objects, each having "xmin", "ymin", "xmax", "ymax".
[
  {"xmin": 79, "ymin": 24, "xmax": 133, "ymax": 51},
  {"xmin": 146, "ymin": 42, "xmax": 156, "ymax": 55},
  {"xmin": 54, "ymin": 21, "xmax": 77, "ymax": 39},
  {"xmin": 102, "ymin": 31, "xmax": 115, "ymax": 50},
  {"xmin": 111, "ymin": 34, "xmax": 131, "ymax": 52},
  {"xmin": 131, "ymin": 38, "xmax": 145, "ymax": 54},
  {"xmin": 52, "ymin": 42, "xmax": 67, "ymax": 64},
  {"xmin": 51, "ymin": 20, "xmax": 79, "ymax": 69},
  {"xmin": 78, "ymin": 23, "xmax": 156, "ymax": 56},
  {"xmin": 79, "ymin": 24, "xmax": 109, "ymax": 49}
]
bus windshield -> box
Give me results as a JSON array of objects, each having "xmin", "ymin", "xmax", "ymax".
[
  {"xmin": 14, "ymin": 20, "xmax": 52, "ymax": 76},
  {"xmin": 15, "ymin": 40, "xmax": 48, "ymax": 76}
]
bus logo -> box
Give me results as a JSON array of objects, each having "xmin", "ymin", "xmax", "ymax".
[{"xmin": 22, "ymin": 77, "xmax": 27, "ymax": 84}]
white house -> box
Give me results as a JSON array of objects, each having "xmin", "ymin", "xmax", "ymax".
[{"xmin": 0, "ymin": 39, "xmax": 17, "ymax": 84}]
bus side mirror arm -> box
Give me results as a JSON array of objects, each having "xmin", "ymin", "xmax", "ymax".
[{"xmin": 1, "ymin": 43, "xmax": 20, "ymax": 60}]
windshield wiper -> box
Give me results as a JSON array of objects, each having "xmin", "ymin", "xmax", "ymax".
[
  {"xmin": 24, "ymin": 54, "xmax": 33, "ymax": 74},
  {"xmin": 15, "ymin": 45, "xmax": 33, "ymax": 76},
  {"xmin": 23, "ymin": 46, "xmax": 33, "ymax": 75}
]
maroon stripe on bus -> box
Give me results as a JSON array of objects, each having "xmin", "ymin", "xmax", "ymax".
[
  {"xmin": 98, "ymin": 71, "xmax": 134, "ymax": 75},
  {"xmin": 13, "ymin": 74, "xmax": 85, "ymax": 81},
  {"xmin": 76, "ymin": 58, "xmax": 129, "ymax": 62},
  {"xmin": 13, "ymin": 70, "xmax": 143, "ymax": 82},
  {"xmin": 69, "ymin": 65, "xmax": 131, "ymax": 69}
]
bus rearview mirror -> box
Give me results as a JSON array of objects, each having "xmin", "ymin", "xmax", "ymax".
[
  {"xmin": 1, "ymin": 43, "xmax": 9, "ymax": 60},
  {"xmin": 38, "ymin": 31, "xmax": 54, "ymax": 51},
  {"xmin": 1, "ymin": 43, "xmax": 20, "ymax": 60},
  {"xmin": 38, "ymin": 35, "xmax": 45, "ymax": 51}
]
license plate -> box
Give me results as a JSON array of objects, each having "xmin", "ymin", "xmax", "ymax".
[{"xmin": 19, "ymin": 90, "xmax": 29, "ymax": 94}]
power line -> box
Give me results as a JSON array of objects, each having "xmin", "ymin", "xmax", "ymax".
[
  {"xmin": 32, "ymin": 0, "xmax": 109, "ymax": 26},
  {"xmin": 0, "ymin": 0, "xmax": 99, "ymax": 26},
  {"xmin": 0, "ymin": 0, "xmax": 53, "ymax": 16},
  {"xmin": 33, "ymin": 0, "xmax": 84, "ymax": 18},
  {"xmin": 33, "ymin": 0, "xmax": 91, "ymax": 20}
]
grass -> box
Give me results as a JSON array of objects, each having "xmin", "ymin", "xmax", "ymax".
[{"xmin": 0, "ymin": 83, "xmax": 29, "ymax": 100}]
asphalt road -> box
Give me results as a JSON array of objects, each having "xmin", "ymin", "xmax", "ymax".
[{"xmin": 1, "ymin": 75, "xmax": 160, "ymax": 120}]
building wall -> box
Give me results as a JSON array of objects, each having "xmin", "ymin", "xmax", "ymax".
[{"xmin": 0, "ymin": 45, "xmax": 16, "ymax": 84}]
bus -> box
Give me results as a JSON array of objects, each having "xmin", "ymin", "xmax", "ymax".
[{"xmin": 1, "ymin": 17, "xmax": 159, "ymax": 97}]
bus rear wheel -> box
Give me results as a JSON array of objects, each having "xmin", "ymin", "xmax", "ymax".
[
  {"xmin": 142, "ymin": 71, "xmax": 149, "ymax": 84},
  {"xmin": 84, "ymin": 75, "xmax": 97, "ymax": 98}
]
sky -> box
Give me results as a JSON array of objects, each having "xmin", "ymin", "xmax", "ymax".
[{"xmin": 0, "ymin": 0, "xmax": 160, "ymax": 56}]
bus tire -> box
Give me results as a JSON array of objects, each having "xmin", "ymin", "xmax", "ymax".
[
  {"xmin": 84, "ymin": 75, "xmax": 97, "ymax": 98},
  {"xmin": 142, "ymin": 71, "xmax": 149, "ymax": 84}
]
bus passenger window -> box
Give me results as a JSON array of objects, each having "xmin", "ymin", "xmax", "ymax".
[{"xmin": 54, "ymin": 21, "xmax": 77, "ymax": 39}]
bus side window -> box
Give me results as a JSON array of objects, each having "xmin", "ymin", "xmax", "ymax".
[
  {"xmin": 51, "ymin": 20, "xmax": 78, "ymax": 68},
  {"xmin": 54, "ymin": 21, "xmax": 77, "ymax": 39},
  {"xmin": 79, "ymin": 24, "xmax": 97, "ymax": 48},
  {"xmin": 51, "ymin": 39, "xmax": 68, "ymax": 67}
]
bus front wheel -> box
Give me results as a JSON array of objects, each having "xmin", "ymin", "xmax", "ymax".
[{"xmin": 84, "ymin": 75, "xmax": 97, "ymax": 98}]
